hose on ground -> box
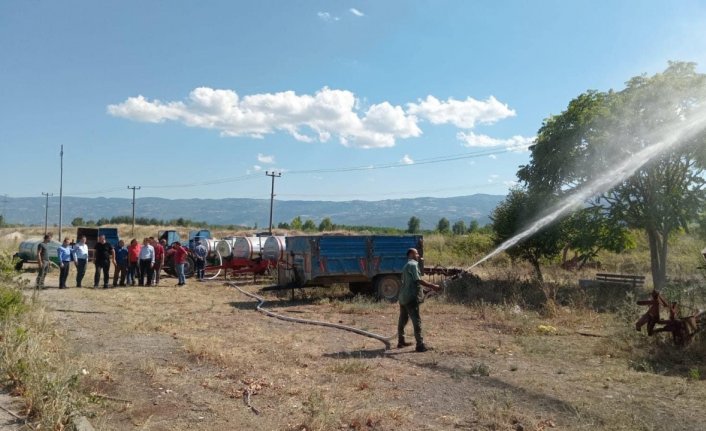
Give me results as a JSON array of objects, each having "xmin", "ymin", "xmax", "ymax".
[{"xmin": 228, "ymin": 282, "xmax": 394, "ymax": 350}]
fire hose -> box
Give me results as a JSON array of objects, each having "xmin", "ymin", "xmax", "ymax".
[{"xmin": 228, "ymin": 282, "xmax": 394, "ymax": 350}]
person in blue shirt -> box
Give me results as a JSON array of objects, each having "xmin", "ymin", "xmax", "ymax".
[
  {"xmin": 194, "ymin": 240, "xmax": 208, "ymax": 281},
  {"xmin": 57, "ymin": 237, "xmax": 73, "ymax": 289},
  {"xmin": 112, "ymin": 240, "xmax": 129, "ymax": 287}
]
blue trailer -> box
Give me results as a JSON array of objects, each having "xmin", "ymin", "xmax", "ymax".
[{"xmin": 278, "ymin": 235, "xmax": 424, "ymax": 300}]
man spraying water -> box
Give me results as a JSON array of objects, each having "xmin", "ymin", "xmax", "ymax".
[{"xmin": 397, "ymin": 248, "xmax": 441, "ymax": 352}]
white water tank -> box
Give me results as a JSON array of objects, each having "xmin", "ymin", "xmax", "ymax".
[
  {"xmin": 262, "ymin": 236, "xmax": 286, "ymax": 261},
  {"xmin": 216, "ymin": 238, "xmax": 236, "ymax": 257},
  {"xmin": 233, "ymin": 236, "xmax": 263, "ymax": 259}
]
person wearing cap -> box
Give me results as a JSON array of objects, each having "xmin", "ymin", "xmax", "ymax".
[
  {"xmin": 35, "ymin": 234, "xmax": 51, "ymax": 289},
  {"xmin": 397, "ymin": 247, "xmax": 440, "ymax": 352},
  {"xmin": 193, "ymin": 239, "xmax": 208, "ymax": 281},
  {"xmin": 58, "ymin": 237, "xmax": 73, "ymax": 289}
]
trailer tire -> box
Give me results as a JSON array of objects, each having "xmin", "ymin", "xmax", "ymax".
[
  {"xmin": 375, "ymin": 275, "xmax": 401, "ymax": 302},
  {"xmin": 349, "ymin": 282, "xmax": 373, "ymax": 295},
  {"xmin": 14, "ymin": 259, "xmax": 24, "ymax": 271}
]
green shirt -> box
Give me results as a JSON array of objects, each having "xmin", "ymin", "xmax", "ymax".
[{"xmin": 399, "ymin": 259, "xmax": 422, "ymax": 305}]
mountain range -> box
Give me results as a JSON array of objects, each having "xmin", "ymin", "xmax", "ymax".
[{"xmin": 1, "ymin": 194, "xmax": 505, "ymax": 230}]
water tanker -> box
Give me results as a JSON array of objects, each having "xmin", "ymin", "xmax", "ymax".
[
  {"xmin": 14, "ymin": 239, "xmax": 62, "ymax": 269},
  {"xmin": 215, "ymin": 237, "xmax": 237, "ymax": 258},
  {"xmin": 232, "ymin": 236, "xmax": 263, "ymax": 260},
  {"xmin": 262, "ymin": 236, "xmax": 286, "ymax": 261}
]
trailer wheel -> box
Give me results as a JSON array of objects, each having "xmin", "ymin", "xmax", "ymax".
[
  {"xmin": 349, "ymin": 282, "xmax": 373, "ymax": 295},
  {"xmin": 375, "ymin": 275, "xmax": 401, "ymax": 302},
  {"xmin": 14, "ymin": 259, "xmax": 24, "ymax": 271},
  {"xmin": 183, "ymin": 255, "xmax": 195, "ymax": 278}
]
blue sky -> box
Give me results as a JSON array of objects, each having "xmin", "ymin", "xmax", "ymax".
[{"xmin": 2, "ymin": 1, "xmax": 706, "ymax": 202}]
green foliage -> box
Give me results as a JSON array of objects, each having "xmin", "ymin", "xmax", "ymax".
[
  {"xmin": 0, "ymin": 286, "xmax": 25, "ymax": 320},
  {"xmin": 277, "ymin": 222, "xmax": 290, "ymax": 229},
  {"xmin": 318, "ymin": 217, "xmax": 334, "ymax": 232},
  {"xmin": 407, "ymin": 216, "xmax": 420, "ymax": 234},
  {"xmin": 451, "ymin": 232, "xmax": 495, "ymax": 259},
  {"xmin": 302, "ymin": 219, "xmax": 317, "ymax": 231},
  {"xmin": 452, "ymin": 220, "xmax": 466, "ymax": 235},
  {"xmin": 518, "ymin": 62, "xmax": 706, "ymax": 288},
  {"xmin": 491, "ymin": 188, "xmax": 563, "ymax": 281},
  {"xmin": 291, "ymin": 216, "xmax": 303, "ymax": 230},
  {"xmin": 437, "ymin": 217, "xmax": 450, "ymax": 234}
]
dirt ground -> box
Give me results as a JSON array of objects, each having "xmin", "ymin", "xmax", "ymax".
[{"xmin": 13, "ymin": 268, "xmax": 706, "ymax": 431}]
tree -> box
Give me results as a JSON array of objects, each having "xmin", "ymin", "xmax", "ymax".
[
  {"xmin": 277, "ymin": 222, "xmax": 290, "ymax": 229},
  {"xmin": 96, "ymin": 217, "xmax": 110, "ymax": 226},
  {"xmin": 302, "ymin": 219, "xmax": 317, "ymax": 231},
  {"xmin": 407, "ymin": 216, "xmax": 420, "ymax": 234},
  {"xmin": 0, "ymin": 215, "xmax": 4, "ymax": 227},
  {"xmin": 452, "ymin": 220, "xmax": 467, "ymax": 235},
  {"xmin": 491, "ymin": 188, "xmax": 563, "ymax": 281},
  {"xmin": 518, "ymin": 62, "xmax": 706, "ymax": 288},
  {"xmin": 318, "ymin": 217, "xmax": 334, "ymax": 232},
  {"xmin": 468, "ymin": 220, "xmax": 480, "ymax": 233},
  {"xmin": 290, "ymin": 216, "xmax": 303, "ymax": 230},
  {"xmin": 437, "ymin": 217, "xmax": 450, "ymax": 234},
  {"xmin": 71, "ymin": 217, "xmax": 85, "ymax": 227}
]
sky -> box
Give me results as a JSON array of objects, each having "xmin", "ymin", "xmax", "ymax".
[{"xmin": 2, "ymin": 0, "xmax": 706, "ymax": 203}]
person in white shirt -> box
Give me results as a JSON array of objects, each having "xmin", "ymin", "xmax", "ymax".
[
  {"xmin": 138, "ymin": 237, "xmax": 155, "ymax": 286},
  {"xmin": 73, "ymin": 236, "xmax": 89, "ymax": 288}
]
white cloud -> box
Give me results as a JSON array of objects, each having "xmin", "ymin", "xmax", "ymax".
[
  {"xmin": 504, "ymin": 180, "xmax": 519, "ymax": 187},
  {"xmin": 488, "ymin": 154, "xmax": 497, "ymax": 159},
  {"xmin": 317, "ymin": 11, "xmax": 339, "ymax": 22},
  {"xmin": 108, "ymin": 86, "xmax": 422, "ymax": 149},
  {"xmin": 457, "ymin": 131, "xmax": 534, "ymax": 151},
  {"xmin": 400, "ymin": 154, "xmax": 414, "ymax": 165},
  {"xmin": 257, "ymin": 153, "xmax": 275, "ymax": 164},
  {"xmin": 108, "ymin": 87, "xmax": 527, "ymax": 150},
  {"xmin": 407, "ymin": 95, "xmax": 515, "ymax": 129},
  {"xmin": 253, "ymin": 165, "xmax": 262, "ymax": 171},
  {"xmin": 349, "ymin": 8, "xmax": 364, "ymax": 17}
]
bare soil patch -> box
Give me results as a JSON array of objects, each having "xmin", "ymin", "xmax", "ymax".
[{"xmin": 17, "ymin": 269, "xmax": 706, "ymax": 430}]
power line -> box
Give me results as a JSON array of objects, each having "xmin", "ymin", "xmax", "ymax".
[{"xmin": 61, "ymin": 145, "xmax": 524, "ymax": 196}]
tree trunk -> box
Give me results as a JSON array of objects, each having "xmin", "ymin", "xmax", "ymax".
[
  {"xmin": 530, "ymin": 257, "xmax": 544, "ymax": 283},
  {"xmin": 646, "ymin": 228, "xmax": 668, "ymax": 290}
]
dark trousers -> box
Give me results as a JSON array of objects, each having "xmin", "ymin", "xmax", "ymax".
[
  {"xmin": 59, "ymin": 262, "xmax": 71, "ymax": 288},
  {"xmin": 398, "ymin": 301, "xmax": 423, "ymax": 345},
  {"xmin": 127, "ymin": 261, "xmax": 139, "ymax": 285},
  {"xmin": 139, "ymin": 259, "xmax": 153, "ymax": 286},
  {"xmin": 94, "ymin": 261, "xmax": 110, "ymax": 288},
  {"xmin": 75, "ymin": 258, "xmax": 87, "ymax": 287},
  {"xmin": 113, "ymin": 264, "xmax": 128, "ymax": 286},
  {"xmin": 195, "ymin": 258, "xmax": 205, "ymax": 280}
]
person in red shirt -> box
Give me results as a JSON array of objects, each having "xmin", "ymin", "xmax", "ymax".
[
  {"xmin": 150, "ymin": 237, "xmax": 165, "ymax": 286},
  {"xmin": 127, "ymin": 239, "xmax": 141, "ymax": 286},
  {"xmin": 172, "ymin": 241, "xmax": 189, "ymax": 286}
]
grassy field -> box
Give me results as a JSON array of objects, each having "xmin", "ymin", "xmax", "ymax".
[{"xmin": 0, "ymin": 226, "xmax": 705, "ymax": 430}]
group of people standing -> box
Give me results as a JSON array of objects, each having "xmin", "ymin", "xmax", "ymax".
[{"xmin": 35, "ymin": 234, "xmax": 197, "ymax": 289}]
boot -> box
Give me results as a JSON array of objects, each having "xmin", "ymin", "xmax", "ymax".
[{"xmin": 397, "ymin": 338, "xmax": 413, "ymax": 348}]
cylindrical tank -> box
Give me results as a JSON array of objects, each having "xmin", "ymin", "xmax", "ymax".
[
  {"xmin": 215, "ymin": 238, "xmax": 236, "ymax": 258},
  {"xmin": 199, "ymin": 238, "xmax": 219, "ymax": 256},
  {"xmin": 262, "ymin": 236, "xmax": 286, "ymax": 261},
  {"xmin": 233, "ymin": 236, "xmax": 263, "ymax": 260},
  {"xmin": 17, "ymin": 240, "xmax": 61, "ymax": 262}
]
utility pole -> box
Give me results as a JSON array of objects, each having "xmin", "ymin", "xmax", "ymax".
[
  {"xmin": 41, "ymin": 192, "xmax": 53, "ymax": 234},
  {"xmin": 265, "ymin": 171, "xmax": 281, "ymax": 234},
  {"xmin": 127, "ymin": 186, "xmax": 141, "ymax": 237},
  {"xmin": 58, "ymin": 145, "xmax": 64, "ymax": 240},
  {"xmin": 0, "ymin": 194, "xmax": 7, "ymax": 225}
]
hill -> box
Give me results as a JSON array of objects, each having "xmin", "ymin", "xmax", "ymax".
[{"xmin": 2, "ymin": 194, "xmax": 504, "ymax": 230}]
